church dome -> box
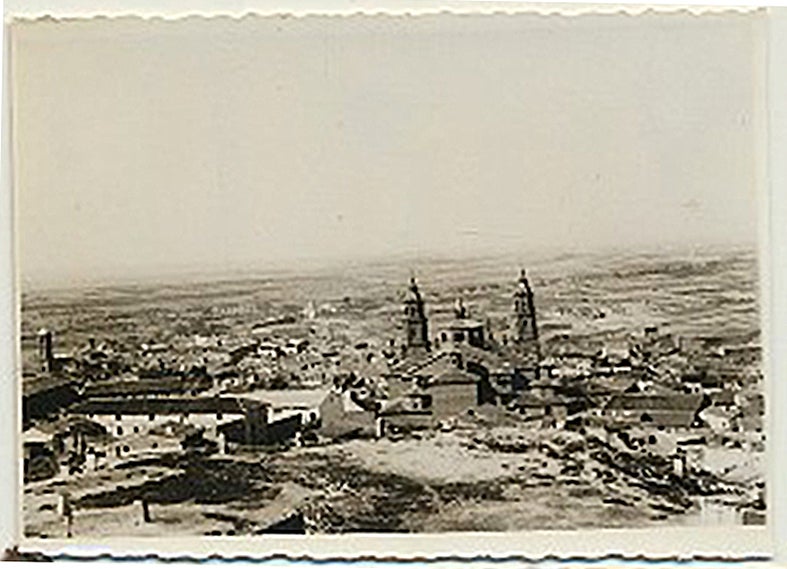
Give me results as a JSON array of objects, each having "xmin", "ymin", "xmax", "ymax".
[{"xmin": 405, "ymin": 277, "xmax": 423, "ymax": 303}]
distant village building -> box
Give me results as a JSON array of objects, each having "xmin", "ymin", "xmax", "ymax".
[{"xmin": 602, "ymin": 392, "xmax": 705, "ymax": 429}]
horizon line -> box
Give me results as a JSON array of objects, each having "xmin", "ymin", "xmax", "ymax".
[{"xmin": 18, "ymin": 239, "xmax": 760, "ymax": 296}]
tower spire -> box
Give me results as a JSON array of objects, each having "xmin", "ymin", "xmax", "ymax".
[
  {"xmin": 403, "ymin": 276, "xmax": 430, "ymax": 351},
  {"xmin": 453, "ymin": 298, "xmax": 468, "ymax": 319},
  {"xmin": 512, "ymin": 268, "xmax": 538, "ymax": 344}
]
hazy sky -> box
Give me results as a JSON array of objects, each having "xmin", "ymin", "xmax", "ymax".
[{"xmin": 13, "ymin": 12, "xmax": 764, "ymax": 287}]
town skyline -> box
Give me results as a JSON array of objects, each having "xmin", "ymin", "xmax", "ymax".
[{"xmin": 17, "ymin": 237, "xmax": 760, "ymax": 293}]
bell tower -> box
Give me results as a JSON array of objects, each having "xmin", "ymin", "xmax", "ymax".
[
  {"xmin": 512, "ymin": 268, "xmax": 538, "ymax": 344},
  {"xmin": 403, "ymin": 277, "xmax": 430, "ymax": 351}
]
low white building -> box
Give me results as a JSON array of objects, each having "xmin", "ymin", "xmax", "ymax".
[
  {"xmin": 69, "ymin": 396, "xmax": 265, "ymax": 444},
  {"xmin": 239, "ymin": 388, "xmax": 330, "ymax": 425}
]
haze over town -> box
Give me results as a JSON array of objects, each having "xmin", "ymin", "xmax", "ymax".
[{"xmin": 14, "ymin": 14, "xmax": 761, "ymax": 287}]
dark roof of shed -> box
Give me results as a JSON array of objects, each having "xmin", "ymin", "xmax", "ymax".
[
  {"xmin": 71, "ymin": 396, "xmax": 266, "ymax": 416},
  {"xmin": 22, "ymin": 375, "xmax": 76, "ymax": 397},
  {"xmin": 84, "ymin": 377, "xmax": 211, "ymax": 397}
]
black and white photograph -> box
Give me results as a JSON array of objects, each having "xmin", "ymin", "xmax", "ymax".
[{"xmin": 9, "ymin": 6, "xmax": 771, "ymax": 557}]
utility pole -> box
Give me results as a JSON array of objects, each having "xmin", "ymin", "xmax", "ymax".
[{"xmin": 60, "ymin": 491, "xmax": 73, "ymax": 538}]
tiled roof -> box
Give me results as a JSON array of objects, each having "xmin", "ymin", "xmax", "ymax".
[
  {"xmin": 605, "ymin": 392, "xmax": 703, "ymax": 412},
  {"xmin": 389, "ymin": 352, "xmax": 449, "ymax": 376},
  {"xmin": 449, "ymin": 344, "xmax": 522, "ymax": 373},
  {"xmin": 391, "ymin": 342, "xmax": 537, "ymax": 379}
]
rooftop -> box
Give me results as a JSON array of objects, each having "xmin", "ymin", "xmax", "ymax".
[
  {"xmin": 22, "ymin": 374, "xmax": 76, "ymax": 397},
  {"xmin": 84, "ymin": 376, "xmax": 211, "ymax": 398},
  {"xmin": 605, "ymin": 392, "xmax": 704, "ymax": 412},
  {"xmin": 426, "ymin": 367, "xmax": 478, "ymax": 387},
  {"xmin": 71, "ymin": 396, "xmax": 266, "ymax": 416},
  {"xmin": 23, "ymin": 427, "xmax": 51, "ymax": 445},
  {"xmin": 514, "ymin": 391, "xmax": 573, "ymax": 408},
  {"xmin": 379, "ymin": 393, "xmax": 432, "ymax": 417},
  {"xmin": 239, "ymin": 387, "xmax": 330, "ymax": 409}
]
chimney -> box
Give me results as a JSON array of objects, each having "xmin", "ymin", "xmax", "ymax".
[{"xmin": 38, "ymin": 329, "xmax": 54, "ymax": 373}]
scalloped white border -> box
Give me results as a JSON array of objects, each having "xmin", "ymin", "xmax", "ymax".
[
  {"xmin": 17, "ymin": 526, "xmax": 773, "ymax": 561},
  {"xmin": 4, "ymin": 0, "xmax": 763, "ymax": 21}
]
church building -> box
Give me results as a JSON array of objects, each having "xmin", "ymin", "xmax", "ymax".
[{"xmin": 382, "ymin": 269, "xmax": 543, "ymax": 430}]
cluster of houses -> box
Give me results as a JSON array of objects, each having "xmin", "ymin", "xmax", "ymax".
[{"xmin": 22, "ymin": 269, "xmax": 759, "ymax": 484}]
